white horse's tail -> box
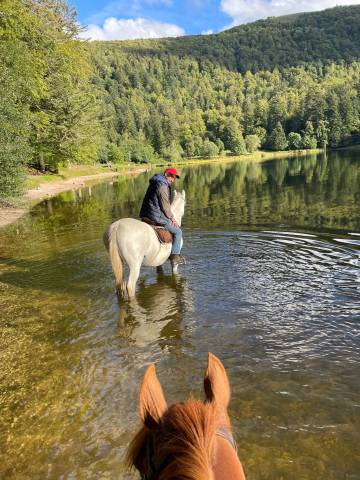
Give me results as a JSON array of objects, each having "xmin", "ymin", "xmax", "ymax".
[{"xmin": 104, "ymin": 224, "xmax": 124, "ymax": 295}]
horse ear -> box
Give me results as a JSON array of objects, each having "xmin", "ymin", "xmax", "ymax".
[
  {"xmin": 182, "ymin": 190, "xmax": 186, "ymax": 199},
  {"xmin": 139, "ymin": 364, "xmax": 168, "ymax": 428},
  {"xmin": 173, "ymin": 189, "xmax": 177, "ymax": 196},
  {"xmin": 204, "ymin": 353, "xmax": 231, "ymax": 408}
]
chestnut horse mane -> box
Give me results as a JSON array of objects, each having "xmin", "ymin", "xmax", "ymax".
[{"xmin": 127, "ymin": 399, "xmax": 217, "ymax": 480}]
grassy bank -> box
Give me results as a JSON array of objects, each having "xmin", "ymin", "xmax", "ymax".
[{"xmin": 25, "ymin": 163, "xmax": 147, "ymax": 190}]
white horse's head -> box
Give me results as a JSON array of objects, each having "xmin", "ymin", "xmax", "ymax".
[{"xmin": 171, "ymin": 189, "xmax": 186, "ymax": 226}]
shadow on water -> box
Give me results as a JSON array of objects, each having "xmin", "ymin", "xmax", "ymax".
[{"xmin": 0, "ymin": 250, "xmax": 92, "ymax": 296}]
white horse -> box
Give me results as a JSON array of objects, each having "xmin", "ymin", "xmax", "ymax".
[{"xmin": 103, "ymin": 190, "xmax": 185, "ymax": 298}]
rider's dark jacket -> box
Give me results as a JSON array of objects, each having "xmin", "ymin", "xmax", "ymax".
[{"xmin": 140, "ymin": 174, "xmax": 173, "ymax": 226}]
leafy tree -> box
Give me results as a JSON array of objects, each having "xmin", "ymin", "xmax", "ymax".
[
  {"xmin": 162, "ymin": 141, "xmax": 183, "ymax": 163},
  {"xmin": 288, "ymin": 132, "xmax": 303, "ymax": 150},
  {"xmin": 0, "ymin": 0, "xmax": 37, "ymax": 197},
  {"xmin": 245, "ymin": 135, "xmax": 261, "ymax": 153},
  {"xmin": 253, "ymin": 127, "xmax": 268, "ymax": 147},
  {"xmin": 131, "ymin": 143, "xmax": 157, "ymax": 164},
  {"xmin": 316, "ymin": 120, "xmax": 329, "ymax": 148},
  {"xmin": 302, "ymin": 121, "xmax": 318, "ymax": 149},
  {"xmin": 220, "ymin": 117, "xmax": 241, "ymax": 150},
  {"xmin": 229, "ymin": 132, "xmax": 247, "ymax": 155},
  {"xmin": 200, "ymin": 140, "xmax": 219, "ymax": 158},
  {"xmin": 108, "ymin": 144, "xmax": 126, "ymax": 164},
  {"xmin": 0, "ymin": 0, "xmax": 104, "ymax": 197},
  {"xmin": 326, "ymin": 92, "xmax": 343, "ymax": 146},
  {"xmin": 267, "ymin": 122, "xmax": 288, "ymax": 151},
  {"xmin": 216, "ymin": 138, "xmax": 225, "ymax": 154}
]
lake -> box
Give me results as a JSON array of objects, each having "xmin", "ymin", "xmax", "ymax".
[{"xmin": 0, "ymin": 149, "xmax": 359, "ymax": 479}]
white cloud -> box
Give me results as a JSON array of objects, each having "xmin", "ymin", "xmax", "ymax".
[
  {"xmin": 221, "ymin": 0, "xmax": 360, "ymax": 26},
  {"xmin": 201, "ymin": 29, "xmax": 214, "ymax": 35},
  {"xmin": 80, "ymin": 17, "xmax": 185, "ymax": 41}
]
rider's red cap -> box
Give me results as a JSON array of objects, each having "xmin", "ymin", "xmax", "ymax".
[{"xmin": 164, "ymin": 167, "xmax": 180, "ymax": 178}]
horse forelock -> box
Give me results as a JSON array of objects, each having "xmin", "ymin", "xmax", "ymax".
[{"xmin": 127, "ymin": 399, "xmax": 216, "ymax": 480}]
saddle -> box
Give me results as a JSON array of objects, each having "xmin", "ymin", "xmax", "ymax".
[{"xmin": 141, "ymin": 217, "xmax": 173, "ymax": 244}]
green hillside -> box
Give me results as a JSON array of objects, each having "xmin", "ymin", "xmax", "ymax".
[
  {"xmin": 102, "ymin": 5, "xmax": 360, "ymax": 72},
  {"xmin": 88, "ymin": 5, "xmax": 360, "ymax": 165}
]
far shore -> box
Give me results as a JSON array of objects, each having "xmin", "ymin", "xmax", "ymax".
[
  {"xmin": 0, "ymin": 148, "xmax": 322, "ymax": 229},
  {"xmin": 173, "ymin": 148, "xmax": 323, "ymax": 167}
]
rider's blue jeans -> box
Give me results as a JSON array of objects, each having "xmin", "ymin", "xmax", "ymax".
[{"xmin": 164, "ymin": 219, "xmax": 182, "ymax": 254}]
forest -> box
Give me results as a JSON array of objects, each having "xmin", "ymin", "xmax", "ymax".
[{"xmin": 1, "ymin": 0, "xmax": 359, "ymax": 198}]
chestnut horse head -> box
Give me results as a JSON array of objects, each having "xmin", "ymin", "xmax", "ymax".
[{"xmin": 127, "ymin": 353, "xmax": 246, "ymax": 480}]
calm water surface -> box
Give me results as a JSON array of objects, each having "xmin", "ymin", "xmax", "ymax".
[{"xmin": 0, "ymin": 150, "xmax": 359, "ymax": 479}]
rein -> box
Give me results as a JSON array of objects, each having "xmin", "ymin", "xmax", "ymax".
[{"xmin": 141, "ymin": 427, "xmax": 237, "ymax": 480}]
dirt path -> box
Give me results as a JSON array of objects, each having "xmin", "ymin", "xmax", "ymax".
[{"xmin": 0, "ymin": 168, "xmax": 148, "ymax": 229}]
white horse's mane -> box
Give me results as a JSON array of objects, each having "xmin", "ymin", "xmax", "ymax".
[{"xmin": 171, "ymin": 190, "xmax": 185, "ymax": 225}]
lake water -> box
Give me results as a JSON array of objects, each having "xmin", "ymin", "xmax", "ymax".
[{"xmin": 0, "ymin": 150, "xmax": 359, "ymax": 479}]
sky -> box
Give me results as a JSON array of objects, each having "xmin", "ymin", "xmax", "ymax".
[{"xmin": 72, "ymin": 0, "xmax": 360, "ymax": 41}]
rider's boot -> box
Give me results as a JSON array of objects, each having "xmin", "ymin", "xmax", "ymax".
[{"xmin": 169, "ymin": 253, "xmax": 186, "ymax": 268}]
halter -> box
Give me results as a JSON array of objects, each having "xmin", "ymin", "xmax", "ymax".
[
  {"xmin": 140, "ymin": 427, "xmax": 237, "ymax": 480},
  {"xmin": 215, "ymin": 426, "xmax": 238, "ymax": 451}
]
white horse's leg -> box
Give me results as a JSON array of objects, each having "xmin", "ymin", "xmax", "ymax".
[{"xmin": 126, "ymin": 259, "xmax": 142, "ymax": 298}]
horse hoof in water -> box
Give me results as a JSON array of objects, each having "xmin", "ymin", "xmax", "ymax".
[{"xmin": 127, "ymin": 353, "xmax": 246, "ymax": 479}]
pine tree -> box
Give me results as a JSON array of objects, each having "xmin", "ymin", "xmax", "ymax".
[
  {"xmin": 229, "ymin": 132, "xmax": 247, "ymax": 155},
  {"xmin": 302, "ymin": 121, "xmax": 318, "ymax": 149},
  {"xmin": 267, "ymin": 122, "xmax": 288, "ymax": 151}
]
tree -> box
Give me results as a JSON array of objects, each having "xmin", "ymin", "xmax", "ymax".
[
  {"xmin": 326, "ymin": 91, "xmax": 342, "ymax": 146},
  {"xmin": 108, "ymin": 144, "xmax": 126, "ymax": 164},
  {"xmin": 302, "ymin": 121, "xmax": 317, "ymax": 149},
  {"xmin": 229, "ymin": 132, "xmax": 247, "ymax": 155},
  {"xmin": 253, "ymin": 127, "xmax": 267, "ymax": 147},
  {"xmin": 216, "ymin": 138, "xmax": 225, "ymax": 154},
  {"xmin": 220, "ymin": 117, "xmax": 241, "ymax": 150},
  {"xmin": 200, "ymin": 140, "xmax": 219, "ymax": 158},
  {"xmin": 268, "ymin": 95, "xmax": 288, "ymax": 131},
  {"xmin": 267, "ymin": 122, "xmax": 288, "ymax": 151},
  {"xmin": 245, "ymin": 135, "xmax": 261, "ymax": 153},
  {"xmin": 162, "ymin": 141, "xmax": 183, "ymax": 163},
  {"xmin": 131, "ymin": 143, "xmax": 157, "ymax": 163},
  {"xmin": 316, "ymin": 119, "xmax": 329, "ymax": 148},
  {"xmin": 0, "ymin": 0, "xmax": 38, "ymax": 197},
  {"xmin": 288, "ymin": 132, "xmax": 303, "ymax": 150}
]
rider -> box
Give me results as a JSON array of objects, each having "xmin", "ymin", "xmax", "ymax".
[{"xmin": 140, "ymin": 167, "xmax": 185, "ymax": 268}]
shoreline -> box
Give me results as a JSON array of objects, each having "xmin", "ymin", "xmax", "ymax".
[
  {"xmin": 171, "ymin": 148, "xmax": 323, "ymax": 167},
  {"xmin": 0, "ymin": 148, "xmax": 323, "ymax": 230},
  {"xmin": 0, "ymin": 167, "xmax": 148, "ymax": 229}
]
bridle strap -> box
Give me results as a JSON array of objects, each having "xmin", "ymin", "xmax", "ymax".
[
  {"xmin": 141, "ymin": 435, "xmax": 157, "ymax": 480},
  {"xmin": 216, "ymin": 426, "xmax": 237, "ymax": 451}
]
